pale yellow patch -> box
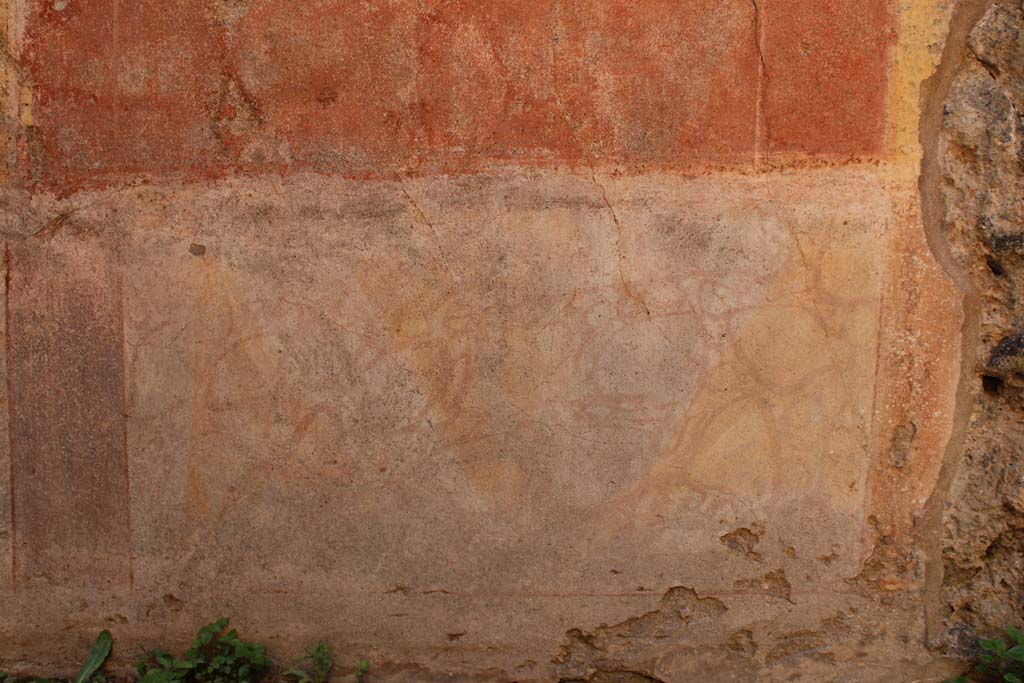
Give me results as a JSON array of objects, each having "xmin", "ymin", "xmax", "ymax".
[{"xmin": 886, "ymin": 0, "xmax": 954, "ymax": 170}]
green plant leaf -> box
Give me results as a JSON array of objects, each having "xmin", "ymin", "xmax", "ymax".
[
  {"xmin": 1004, "ymin": 674, "xmax": 1022, "ymax": 683},
  {"xmin": 354, "ymin": 659, "xmax": 368, "ymax": 683},
  {"xmin": 283, "ymin": 668, "xmax": 311, "ymax": 683},
  {"xmin": 984, "ymin": 638, "xmax": 1009, "ymax": 653},
  {"xmin": 75, "ymin": 631, "xmax": 113, "ymax": 683},
  {"xmin": 140, "ymin": 670, "xmax": 178, "ymax": 683}
]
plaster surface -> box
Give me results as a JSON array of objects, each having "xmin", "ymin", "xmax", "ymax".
[{"xmin": 0, "ymin": 0, "xmax": 981, "ymax": 680}]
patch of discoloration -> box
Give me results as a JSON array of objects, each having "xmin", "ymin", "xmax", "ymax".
[
  {"xmin": 211, "ymin": 74, "xmax": 262, "ymax": 151},
  {"xmin": 889, "ymin": 421, "xmax": 917, "ymax": 468},
  {"xmin": 211, "ymin": 0, "xmax": 250, "ymax": 26},
  {"xmin": 720, "ymin": 527, "xmax": 764, "ymax": 562},
  {"xmin": 6, "ymin": 228, "xmax": 131, "ymax": 587},
  {"xmin": 555, "ymin": 586, "xmax": 727, "ymax": 681}
]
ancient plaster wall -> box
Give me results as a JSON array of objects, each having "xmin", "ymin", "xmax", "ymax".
[{"xmin": 0, "ymin": 0, "xmax": 1001, "ymax": 680}]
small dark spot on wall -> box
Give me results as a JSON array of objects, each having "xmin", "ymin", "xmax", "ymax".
[
  {"xmin": 988, "ymin": 232, "xmax": 1024, "ymax": 254},
  {"xmin": 162, "ymin": 594, "xmax": 184, "ymax": 612},
  {"xmin": 720, "ymin": 526, "xmax": 764, "ymax": 562},
  {"xmin": 316, "ymin": 88, "xmax": 339, "ymax": 107},
  {"xmin": 189, "ymin": 243, "xmax": 207, "ymax": 256},
  {"xmin": 983, "ymin": 374, "xmax": 1004, "ymax": 394},
  {"xmin": 987, "ymin": 254, "xmax": 1005, "ymax": 276},
  {"xmin": 817, "ymin": 548, "xmax": 839, "ymax": 565}
]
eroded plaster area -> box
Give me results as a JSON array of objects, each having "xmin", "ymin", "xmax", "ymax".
[{"xmin": 0, "ymin": 164, "xmax": 963, "ymax": 681}]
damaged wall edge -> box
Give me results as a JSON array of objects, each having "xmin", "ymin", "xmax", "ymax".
[{"xmin": 916, "ymin": 0, "xmax": 992, "ymax": 650}]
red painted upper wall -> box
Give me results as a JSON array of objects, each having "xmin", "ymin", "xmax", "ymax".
[{"xmin": 20, "ymin": 0, "xmax": 892, "ymax": 189}]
